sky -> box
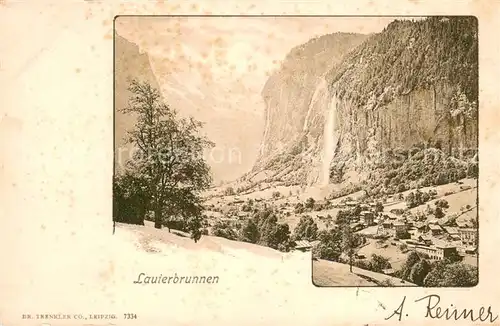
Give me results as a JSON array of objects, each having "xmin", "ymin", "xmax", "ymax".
[{"xmin": 115, "ymin": 16, "xmax": 399, "ymax": 115}]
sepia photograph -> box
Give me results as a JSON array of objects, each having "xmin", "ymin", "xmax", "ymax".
[{"xmin": 113, "ymin": 15, "xmax": 478, "ymax": 288}]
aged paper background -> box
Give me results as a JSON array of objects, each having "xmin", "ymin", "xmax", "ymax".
[{"xmin": 1, "ymin": 1, "xmax": 499, "ymax": 325}]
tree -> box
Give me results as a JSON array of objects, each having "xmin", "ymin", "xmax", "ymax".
[
  {"xmin": 293, "ymin": 216, "xmax": 319, "ymax": 241},
  {"xmin": 224, "ymin": 187, "xmax": 236, "ymax": 196},
  {"xmin": 240, "ymin": 219, "xmax": 259, "ymax": 243},
  {"xmin": 421, "ymin": 192, "xmax": 430, "ymax": 203},
  {"xmin": 212, "ymin": 220, "xmax": 238, "ymax": 240},
  {"xmin": 294, "ymin": 203, "xmax": 305, "ymax": 214},
  {"xmin": 401, "ymin": 251, "xmax": 421, "ymax": 280},
  {"xmin": 371, "ymin": 254, "xmax": 391, "ymax": 272},
  {"xmin": 434, "ymin": 206, "xmax": 445, "ymax": 219},
  {"xmin": 315, "ymin": 228, "xmax": 343, "ymax": 261},
  {"xmin": 467, "ymin": 162, "xmax": 478, "ymax": 178},
  {"xmin": 113, "ymin": 170, "xmax": 149, "ymax": 226},
  {"xmin": 380, "ymin": 279, "xmax": 395, "ymax": 287},
  {"xmin": 269, "ymin": 224, "xmax": 291, "ymax": 251},
  {"xmin": 188, "ymin": 214, "xmax": 203, "ymax": 243},
  {"xmin": 405, "ymin": 192, "xmax": 417, "ymax": 208},
  {"xmin": 414, "ymin": 189, "xmax": 423, "ymax": 205},
  {"xmin": 375, "ymin": 202, "xmax": 384, "ymax": 213},
  {"xmin": 336, "ymin": 210, "xmax": 351, "ymax": 225},
  {"xmin": 305, "ymin": 197, "xmax": 315, "ymax": 210},
  {"xmin": 251, "ymin": 207, "xmax": 291, "ymax": 251},
  {"xmin": 353, "ymin": 204, "xmax": 362, "ymax": 216},
  {"xmin": 435, "ymin": 199, "xmax": 449, "ymax": 209},
  {"xmin": 409, "ymin": 259, "xmax": 431, "ymax": 285},
  {"xmin": 169, "ymin": 187, "xmax": 204, "ymax": 237},
  {"xmin": 423, "ymin": 262, "xmax": 478, "ymax": 287},
  {"xmin": 342, "ymin": 224, "xmax": 357, "ymax": 273},
  {"xmin": 121, "ymin": 80, "xmax": 213, "ymax": 238}
]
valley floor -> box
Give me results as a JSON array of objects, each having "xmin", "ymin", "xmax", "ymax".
[{"xmin": 203, "ymin": 177, "xmax": 478, "ymax": 286}]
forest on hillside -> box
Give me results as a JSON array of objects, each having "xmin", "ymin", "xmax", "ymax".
[{"xmin": 328, "ymin": 16, "xmax": 478, "ymax": 108}]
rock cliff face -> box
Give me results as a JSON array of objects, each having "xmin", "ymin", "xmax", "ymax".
[
  {"xmin": 329, "ymin": 83, "xmax": 478, "ymax": 184},
  {"xmin": 250, "ymin": 33, "xmax": 369, "ymax": 185},
  {"xmin": 251, "ymin": 17, "xmax": 478, "ymax": 189},
  {"xmin": 114, "ymin": 32, "xmax": 161, "ymax": 172}
]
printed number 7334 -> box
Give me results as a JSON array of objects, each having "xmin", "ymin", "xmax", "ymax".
[{"xmin": 124, "ymin": 313, "xmax": 137, "ymax": 319}]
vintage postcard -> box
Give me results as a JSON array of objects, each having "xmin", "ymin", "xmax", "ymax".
[{"xmin": 1, "ymin": 1, "xmax": 499, "ymax": 326}]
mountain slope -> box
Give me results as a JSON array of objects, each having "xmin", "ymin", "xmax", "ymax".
[
  {"xmin": 249, "ymin": 17, "xmax": 478, "ymax": 193},
  {"xmin": 114, "ymin": 32, "xmax": 162, "ymax": 172},
  {"xmin": 246, "ymin": 33, "xmax": 369, "ymax": 186},
  {"xmin": 327, "ymin": 17, "xmax": 478, "ymax": 188}
]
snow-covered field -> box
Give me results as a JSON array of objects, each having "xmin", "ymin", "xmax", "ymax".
[
  {"xmin": 1, "ymin": 221, "xmax": 393, "ymax": 326},
  {"xmin": 312, "ymin": 259, "xmax": 415, "ymax": 287}
]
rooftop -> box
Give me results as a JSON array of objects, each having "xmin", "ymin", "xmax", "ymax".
[
  {"xmin": 433, "ymin": 239, "xmax": 456, "ymax": 249},
  {"xmin": 444, "ymin": 228, "xmax": 459, "ymax": 235},
  {"xmin": 294, "ymin": 240, "xmax": 313, "ymax": 249},
  {"xmin": 435, "ymin": 243, "xmax": 457, "ymax": 249}
]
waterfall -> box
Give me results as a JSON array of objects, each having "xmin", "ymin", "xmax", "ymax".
[
  {"xmin": 322, "ymin": 94, "xmax": 338, "ymax": 186},
  {"xmin": 304, "ymin": 78, "xmax": 327, "ymax": 131}
]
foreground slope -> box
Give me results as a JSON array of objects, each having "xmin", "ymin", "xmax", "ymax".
[{"xmin": 123, "ymin": 222, "xmax": 411, "ymax": 287}]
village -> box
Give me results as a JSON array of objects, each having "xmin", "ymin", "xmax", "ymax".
[{"xmin": 203, "ymin": 177, "xmax": 478, "ymax": 276}]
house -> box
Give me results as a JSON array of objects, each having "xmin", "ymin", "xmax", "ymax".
[
  {"xmin": 237, "ymin": 212, "xmax": 248, "ymax": 219},
  {"xmin": 382, "ymin": 268, "xmax": 395, "ymax": 276},
  {"xmin": 435, "ymin": 243, "xmax": 459, "ymax": 260},
  {"xmin": 390, "ymin": 208, "xmax": 405, "ymax": 215},
  {"xmin": 429, "ymin": 224, "xmax": 443, "ymax": 236},
  {"xmin": 458, "ymin": 228, "xmax": 477, "ymax": 246},
  {"xmin": 360, "ymin": 203, "xmax": 370, "ymax": 210},
  {"xmin": 414, "ymin": 222, "xmax": 427, "ymax": 233},
  {"xmin": 360, "ymin": 211, "xmax": 375, "ymax": 226},
  {"xmin": 310, "ymin": 240, "xmax": 320, "ymax": 247},
  {"xmin": 444, "ymin": 227, "xmax": 461, "ymax": 241},
  {"xmin": 382, "ymin": 221, "xmax": 392, "ymax": 229},
  {"xmin": 456, "ymin": 221, "xmax": 471, "ymax": 229},
  {"xmin": 294, "ymin": 240, "xmax": 314, "ymax": 252},
  {"xmin": 345, "ymin": 200, "xmax": 359, "ymax": 207},
  {"xmin": 377, "ymin": 224, "xmax": 387, "ymax": 236},
  {"xmin": 411, "ymin": 243, "xmax": 458, "ymax": 260},
  {"xmin": 383, "ymin": 212, "xmax": 398, "ymax": 221},
  {"xmin": 418, "ymin": 235, "xmax": 433, "ymax": 246},
  {"xmin": 351, "ymin": 222, "xmax": 364, "ymax": 232},
  {"xmin": 393, "ymin": 221, "xmax": 408, "ymax": 238},
  {"xmin": 444, "ymin": 226, "xmax": 459, "ymax": 235},
  {"xmin": 464, "ymin": 247, "xmax": 477, "ymax": 254},
  {"xmin": 355, "ymin": 253, "xmax": 366, "ymax": 259},
  {"xmin": 406, "ymin": 239, "xmax": 425, "ymax": 246}
]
